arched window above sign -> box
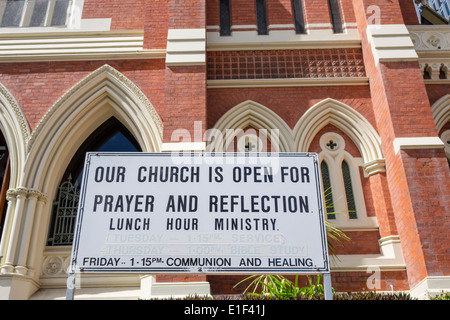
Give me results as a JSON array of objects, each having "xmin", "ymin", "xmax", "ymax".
[{"xmin": 46, "ymin": 117, "xmax": 142, "ymax": 246}]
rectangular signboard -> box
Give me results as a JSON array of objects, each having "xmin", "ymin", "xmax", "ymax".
[{"xmin": 70, "ymin": 152, "xmax": 329, "ymax": 274}]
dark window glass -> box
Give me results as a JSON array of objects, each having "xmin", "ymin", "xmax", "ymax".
[
  {"xmin": 47, "ymin": 118, "xmax": 142, "ymax": 246},
  {"xmin": 328, "ymin": 0, "xmax": 343, "ymax": 33},
  {"xmin": 255, "ymin": 0, "xmax": 268, "ymax": 35},
  {"xmin": 219, "ymin": 0, "xmax": 231, "ymax": 36},
  {"xmin": 0, "ymin": 132, "xmax": 10, "ymax": 241},
  {"xmin": 321, "ymin": 161, "xmax": 335, "ymax": 219},
  {"xmin": 341, "ymin": 160, "xmax": 357, "ymax": 219},
  {"xmin": 2, "ymin": 0, "xmax": 25, "ymax": 27},
  {"xmin": 291, "ymin": 0, "xmax": 306, "ymax": 34},
  {"xmin": 51, "ymin": 0, "xmax": 70, "ymax": 26}
]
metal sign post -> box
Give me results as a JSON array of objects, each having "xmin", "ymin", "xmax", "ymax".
[
  {"xmin": 324, "ymin": 272, "xmax": 333, "ymax": 300},
  {"xmin": 66, "ymin": 272, "xmax": 76, "ymax": 300}
]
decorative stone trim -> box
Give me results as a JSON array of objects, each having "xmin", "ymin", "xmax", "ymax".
[
  {"xmin": 207, "ymin": 77, "xmax": 369, "ymax": 88},
  {"xmin": 6, "ymin": 188, "xmax": 48, "ymax": 203},
  {"xmin": 408, "ymin": 25, "xmax": 450, "ymax": 52},
  {"xmin": 0, "ymin": 30, "xmax": 165, "ymax": 62},
  {"xmin": 166, "ymin": 29, "xmax": 206, "ymax": 66},
  {"xmin": 366, "ymin": 24, "xmax": 418, "ymax": 65},
  {"xmin": 207, "ymin": 48, "xmax": 366, "ymax": 81},
  {"xmin": 0, "ymin": 83, "xmax": 30, "ymax": 142},
  {"xmin": 431, "ymin": 94, "xmax": 450, "ymax": 132},
  {"xmin": 393, "ymin": 137, "xmax": 445, "ymax": 154},
  {"xmin": 27, "ymin": 64, "xmax": 163, "ymax": 152}
]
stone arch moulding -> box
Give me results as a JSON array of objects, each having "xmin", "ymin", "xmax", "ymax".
[
  {"xmin": 0, "ymin": 83, "xmax": 30, "ymax": 188},
  {"xmin": 208, "ymin": 100, "xmax": 294, "ymax": 152},
  {"xmin": 431, "ymin": 94, "xmax": 450, "ymax": 133},
  {"xmin": 293, "ymin": 98, "xmax": 385, "ymax": 176},
  {"xmin": 3, "ymin": 64, "xmax": 164, "ymax": 287},
  {"xmin": 25, "ymin": 64, "xmax": 163, "ymax": 192}
]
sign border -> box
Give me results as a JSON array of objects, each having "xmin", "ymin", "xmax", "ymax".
[{"xmin": 70, "ymin": 152, "xmax": 330, "ymax": 274}]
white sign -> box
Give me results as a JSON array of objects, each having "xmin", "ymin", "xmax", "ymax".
[{"xmin": 70, "ymin": 153, "xmax": 329, "ymax": 274}]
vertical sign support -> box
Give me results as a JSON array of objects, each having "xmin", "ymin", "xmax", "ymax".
[
  {"xmin": 66, "ymin": 272, "xmax": 76, "ymax": 300},
  {"xmin": 323, "ymin": 272, "xmax": 333, "ymax": 300}
]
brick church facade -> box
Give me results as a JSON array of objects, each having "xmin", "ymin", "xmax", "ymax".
[{"xmin": 0, "ymin": 0, "xmax": 448, "ymax": 299}]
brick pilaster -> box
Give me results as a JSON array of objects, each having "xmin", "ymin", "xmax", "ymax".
[
  {"xmin": 353, "ymin": 0, "xmax": 450, "ymax": 288},
  {"xmin": 161, "ymin": 0, "xmax": 207, "ymax": 144}
]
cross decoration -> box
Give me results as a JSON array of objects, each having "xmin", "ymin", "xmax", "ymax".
[
  {"xmin": 326, "ymin": 140, "xmax": 338, "ymax": 150},
  {"xmin": 245, "ymin": 141, "xmax": 256, "ymax": 152}
]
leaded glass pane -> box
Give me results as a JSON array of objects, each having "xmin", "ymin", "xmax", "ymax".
[
  {"xmin": 321, "ymin": 161, "xmax": 335, "ymax": 219},
  {"xmin": 30, "ymin": 0, "xmax": 49, "ymax": 27},
  {"xmin": 51, "ymin": 0, "xmax": 69, "ymax": 26},
  {"xmin": 2, "ymin": 0, "xmax": 25, "ymax": 27},
  {"xmin": 341, "ymin": 160, "xmax": 357, "ymax": 219}
]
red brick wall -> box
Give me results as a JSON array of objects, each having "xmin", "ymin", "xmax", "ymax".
[
  {"xmin": 207, "ymin": 0, "xmax": 352, "ymax": 29},
  {"xmin": 169, "ymin": 0, "xmax": 206, "ymax": 29},
  {"xmin": 0, "ymin": 60, "xmax": 165, "ymax": 131},
  {"xmin": 207, "ymin": 86, "xmax": 377, "ymax": 130},
  {"xmin": 266, "ymin": 0, "xmax": 294, "ymax": 26},
  {"xmin": 354, "ymin": 0, "xmax": 450, "ymax": 289},
  {"xmin": 82, "ymin": 0, "xmax": 146, "ymax": 30},
  {"xmin": 398, "ymin": 0, "xmax": 421, "ymax": 25},
  {"xmin": 164, "ymin": 66, "xmax": 207, "ymax": 142},
  {"xmin": 425, "ymin": 84, "xmax": 450, "ymax": 106},
  {"xmin": 208, "ymin": 271, "xmax": 409, "ymax": 294},
  {"xmin": 144, "ymin": 0, "xmax": 169, "ymax": 49},
  {"xmin": 304, "ymin": 0, "xmax": 332, "ymax": 26}
]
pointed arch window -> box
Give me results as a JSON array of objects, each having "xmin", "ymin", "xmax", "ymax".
[
  {"xmin": 318, "ymin": 132, "xmax": 367, "ymax": 225},
  {"xmin": 47, "ymin": 117, "xmax": 141, "ymax": 246}
]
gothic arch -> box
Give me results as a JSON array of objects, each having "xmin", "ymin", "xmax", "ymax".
[
  {"xmin": 431, "ymin": 94, "xmax": 450, "ymax": 133},
  {"xmin": 208, "ymin": 100, "xmax": 293, "ymax": 152},
  {"xmin": 293, "ymin": 98, "xmax": 385, "ymax": 176},
  {"xmin": 24, "ymin": 64, "xmax": 163, "ymax": 192},
  {"xmin": 0, "ymin": 83, "xmax": 30, "ymax": 188},
  {"xmin": 4, "ymin": 65, "xmax": 164, "ymax": 284}
]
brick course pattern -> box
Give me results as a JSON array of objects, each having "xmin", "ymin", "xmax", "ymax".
[{"xmin": 207, "ymin": 49, "xmax": 366, "ymax": 80}]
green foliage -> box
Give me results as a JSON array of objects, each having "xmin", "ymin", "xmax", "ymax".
[
  {"xmin": 234, "ymin": 274, "xmax": 333, "ymax": 300},
  {"xmin": 153, "ymin": 291, "xmax": 417, "ymax": 300},
  {"xmin": 430, "ymin": 291, "xmax": 450, "ymax": 300}
]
